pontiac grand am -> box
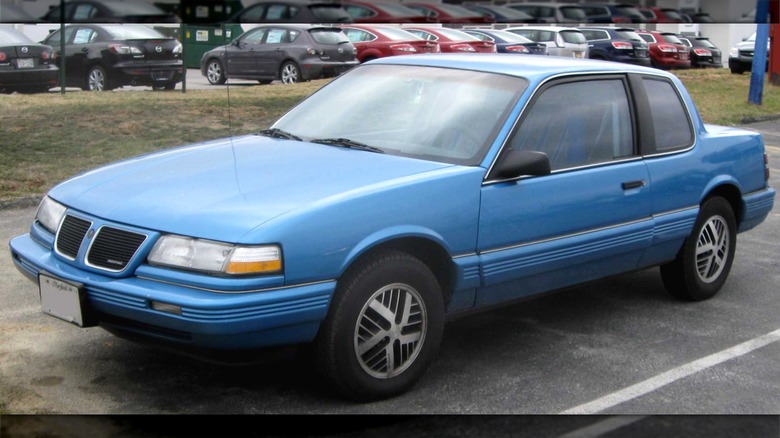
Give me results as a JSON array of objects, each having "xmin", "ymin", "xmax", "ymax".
[{"xmin": 10, "ymin": 54, "xmax": 775, "ymax": 401}]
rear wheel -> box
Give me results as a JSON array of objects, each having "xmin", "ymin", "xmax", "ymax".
[
  {"xmin": 315, "ymin": 250, "xmax": 444, "ymax": 401},
  {"xmin": 205, "ymin": 59, "xmax": 226, "ymax": 85},
  {"xmin": 86, "ymin": 66, "xmax": 110, "ymax": 91},
  {"xmin": 280, "ymin": 61, "xmax": 300, "ymax": 84},
  {"xmin": 660, "ymin": 196, "xmax": 737, "ymax": 301}
]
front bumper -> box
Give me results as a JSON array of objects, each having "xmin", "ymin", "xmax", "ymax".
[{"xmin": 10, "ymin": 233, "xmax": 335, "ymax": 350}]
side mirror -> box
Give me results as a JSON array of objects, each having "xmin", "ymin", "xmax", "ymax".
[{"xmin": 492, "ymin": 150, "xmax": 551, "ymax": 180}]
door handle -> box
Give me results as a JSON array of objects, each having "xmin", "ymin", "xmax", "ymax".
[
  {"xmin": 81, "ymin": 47, "xmax": 89, "ymax": 52},
  {"xmin": 622, "ymin": 180, "xmax": 645, "ymax": 190}
]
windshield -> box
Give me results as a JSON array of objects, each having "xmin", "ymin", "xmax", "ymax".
[{"xmin": 272, "ymin": 64, "xmax": 527, "ymax": 165}]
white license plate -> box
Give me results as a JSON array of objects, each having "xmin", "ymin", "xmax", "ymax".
[
  {"xmin": 17, "ymin": 58, "xmax": 34, "ymax": 68},
  {"xmin": 39, "ymin": 275, "xmax": 86, "ymax": 327}
]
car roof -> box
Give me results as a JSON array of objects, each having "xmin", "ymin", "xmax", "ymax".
[{"xmin": 369, "ymin": 53, "xmax": 664, "ymax": 83}]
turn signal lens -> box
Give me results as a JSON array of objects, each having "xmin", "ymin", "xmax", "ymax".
[{"xmin": 226, "ymin": 246, "xmax": 283, "ymax": 274}]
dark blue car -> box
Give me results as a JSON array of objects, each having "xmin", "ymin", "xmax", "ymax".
[
  {"xmin": 579, "ymin": 26, "xmax": 651, "ymax": 66},
  {"xmin": 464, "ymin": 28, "xmax": 547, "ymax": 55}
]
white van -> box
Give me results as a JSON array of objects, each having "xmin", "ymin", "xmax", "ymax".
[{"xmin": 504, "ymin": 26, "xmax": 589, "ymax": 59}]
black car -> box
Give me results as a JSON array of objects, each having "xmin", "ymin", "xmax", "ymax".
[
  {"xmin": 463, "ymin": 29, "xmax": 547, "ymax": 55},
  {"xmin": 678, "ymin": 35, "xmax": 722, "ymax": 68},
  {"xmin": 0, "ymin": 28, "xmax": 59, "ymax": 94},
  {"xmin": 40, "ymin": 0, "xmax": 181, "ymax": 23},
  {"xmin": 579, "ymin": 26, "xmax": 651, "ymax": 66},
  {"xmin": 201, "ymin": 25, "xmax": 358, "ymax": 85},
  {"xmin": 42, "ymin": 24, "xmax": 183, "ymax": 91},
  {"xmin": 226, "ymin": 1, "xmax": 352, "ymax": 23}
]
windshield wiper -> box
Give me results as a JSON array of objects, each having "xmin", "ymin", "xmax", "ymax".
[
  {"xmin": 311, "ymin": 138, "xmax": 385, "ymax": 154},
  {"xmin": 258, "ymin": 128, "xmax": 302, "ymax": 141}
]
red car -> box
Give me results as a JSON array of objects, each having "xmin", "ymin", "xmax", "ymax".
[
  {"xmin": 341, "ymin": 0, "xmax": 433, "ymax": 23},
  {"xmin": 635, "ymin": 30, "xmax": 690, "ymax": 69},
  {"xmin": 341, "ymin": 25, "xmax": 440, "ymax": 63},
  {"xmin": 403, "ymin": 2, "xmax": 494, "ymax": 24},
  {"xmin": 404, "ymin": 27, "xmax": 496, "ymax": 53}
]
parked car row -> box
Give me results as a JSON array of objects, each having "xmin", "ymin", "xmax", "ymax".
[
  {"xmin": 0, "ymin": 20, "xmax": 728, "ymax": 94},
  {"xmin": 2, "ymin": 0, "xmax": 724, "ymax": 25}
]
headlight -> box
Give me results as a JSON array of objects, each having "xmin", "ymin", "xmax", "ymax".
[
  {"xmin": 36, "ymin": 196, "xmax": 66, "ymax": 234},
  {"xmin": 148, "ymin": 235, "xmax": 282, "ymax": 275},
  {"xmin": 729, "ymin": 47, "xmax": 738, "ymax": 57}
]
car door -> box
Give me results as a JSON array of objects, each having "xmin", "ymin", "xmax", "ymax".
[
  {"xmin": 43, "ymin": 26, "xmax": 78, "ymax": 85},
  {"xmin": 229, "ymin": 27, "xmax": 267, "ymax": 76},
  {"xmin": 65, "ymin": 26, "xmax": 99, "ymax": 85},
  {"xmin": 477, "ymin": 75, "xmax": 653, "ymax": 306},
  {"xmin": 254, "ymin": 27, "xmax": 291, "ymax": 77}
]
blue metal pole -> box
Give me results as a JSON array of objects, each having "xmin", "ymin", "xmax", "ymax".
[{"xmin": 749, "ymin": 0, "xmax": 771, "ymax": 105}]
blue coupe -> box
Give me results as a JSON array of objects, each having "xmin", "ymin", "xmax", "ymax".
[{"xmin": 10, "ymin": 54, "xmax": 775, "ymax": 401}]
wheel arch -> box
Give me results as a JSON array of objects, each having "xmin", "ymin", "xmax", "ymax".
[
  {"xmin": 338, "ymin": 234, "xmax": 456, "ymax": 306},
  {"xmin": 702, "ymin": 182, "xmax": 744, "ymax": 226}
]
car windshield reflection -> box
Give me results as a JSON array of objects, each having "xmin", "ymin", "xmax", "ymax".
[{"xmin": 272, "ymin": 64, "xmax": 527, "ymax": 165}]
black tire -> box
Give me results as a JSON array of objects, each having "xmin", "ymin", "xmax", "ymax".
[
  {"xmin": 205, "ymin": 59, "xmax": 227, "ymax": 85},
  {"xmin": 152, "ymin": 82, "xmax": 177, "ymax": 91},
  {"xmin": 86, "ymin": 65, "xmax": 111, "ymax": 91},
  {"xmin": 315, "ymin": 249, "xmax": 445, "ymax": 401},
  {"xmin": 660, "ymin": 197, "xmax": 737, "ymax": 301},
  {"xmin": 279, "ymin": 61, "xmax": 300, "ymax": 84}
]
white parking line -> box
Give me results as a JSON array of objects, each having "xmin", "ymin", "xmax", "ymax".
[
  {"xmin": 558, "ymin": 416, "xmax": 646, "ymax": 438},
  {"xmin": 560, "ymin": 328, "xmax": 780, "ymax": 414}
]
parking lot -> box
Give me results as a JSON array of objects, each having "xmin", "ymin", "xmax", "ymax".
[{"xmin": 1, "ymin": 98, "xmax": 779, "ymax": 421}]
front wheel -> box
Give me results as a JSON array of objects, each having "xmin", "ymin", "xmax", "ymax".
[
  {"xmin": 315, "ymin": 250, "xmax": 444, "ymax": 401},
  {"xmin": 205, "ymin": 59, "xmax": 226, "ymax": 85},
  {"xmin": 279, "ymin": 61, "xmax": 300, "ymax": 84},
  {"xmin": 660, "ymin": 196, "xmax": 737, "ymax": 301}
]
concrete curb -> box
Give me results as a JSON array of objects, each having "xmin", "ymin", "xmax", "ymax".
[{"xmin": 741, "ymin": 113, "xmax": 780, "ymax": 124}]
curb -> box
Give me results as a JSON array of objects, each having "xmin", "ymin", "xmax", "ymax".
[{"xmin": 741, "ymin": 113, "xmax": 780, "ymax": 124}]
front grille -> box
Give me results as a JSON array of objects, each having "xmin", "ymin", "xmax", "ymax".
[
  {"xmin": 54, "ymin": 213, "xmax": 147, "ymax": 272},
  {"xmin": 55, "ymin": 215, "xmax": 92, "ymax": 260},
  {"xmin": 87, "ymin": 227, "xmax": 147, "ymax": 271}
]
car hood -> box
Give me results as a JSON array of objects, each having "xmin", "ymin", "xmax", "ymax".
[{"xmin": 50, "ymin": 135, "xmax": 454, "ymax": 242}]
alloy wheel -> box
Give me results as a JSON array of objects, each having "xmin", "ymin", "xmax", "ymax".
[{"xmin": 695, "ymin": 215, "xmax": 730, "ymax": 284}]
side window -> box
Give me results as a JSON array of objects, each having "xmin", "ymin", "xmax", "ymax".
[
  {"xmin": 265, "ymin": 29, "xmax": 286, "ymax": 44},
  {"xmin": 46, "ymin": 27, "xmax": 77, "ymax": 46},
  {"xmin": 508, "ymin": 78, "xmax": 634, "ymax": 171},
  {"xmin": 72, "ymin": 28, "xmax": 95, "ymax": 44},
  {"xmin": 345, "ymin": 6, "xmax": 374, "ymax": 19},
  {"xmin": 266, "ymin": 4, "xmax": 288, "ymax": 20},
  {"xmin": 242, "ymin": 28, "xmax": 267, "ymax": 43},
  {"xmin": 642, "ymin": 78, "xmax": 693, "ymax": 153}
]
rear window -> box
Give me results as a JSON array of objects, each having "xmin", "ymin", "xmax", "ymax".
[
  {"xmin": 102, "ymin": 24, "xmax": 167, "ymax": 40},
  {"xmin": 309, "ymin": 29, "xmax": 350, "ymax": 45},
  {"xmin": 642, "ymin": 78, "xmax": 693, "ymax": 153},
  {"xmin": 661, "ymin": 34, "xmax": 684, "ymax": 45},
  {"xmin": 615, "ymin": 30, "xmax": 643, "ymax": 42},
  {"xmin": 695, "ymin": 39, "xmax": 717, "ymax": 49},
  {"xmin": 560, "ymin": 30, "xmax": 586, "ymax": 44},
  {"xmin": 560, "ymin": 6, "xmax": 587, "ymax": 20},
  {"xmin": 435, "ymin": 28, "xmax": 480, "ymax": 41},
  {"xmin": 637, "ymin": 33, "xmax": 655, "ymax": 44}
]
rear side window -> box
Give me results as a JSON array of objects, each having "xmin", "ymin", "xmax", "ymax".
[
  {"xmin": 560, "ymin": 30, "xmax": 586, "ymax": 44},
  {"xmin": 508, "ymin": 78, "xmax": 634, "ymax": 171},
  {"xmin": 642, "ymin": 78, "xmax": 693, "ymax": 153}
]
